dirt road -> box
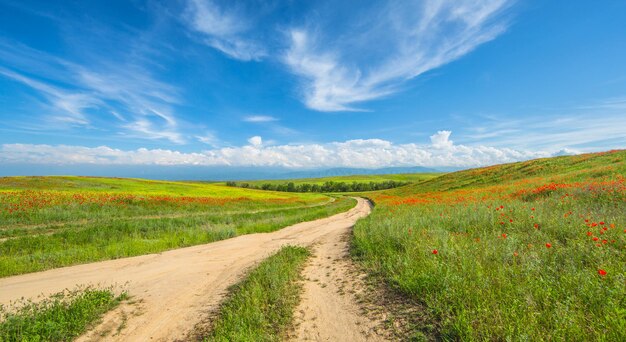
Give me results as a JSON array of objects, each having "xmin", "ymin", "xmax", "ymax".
[{"xmin": 0, "ymin": 197, "xmax": 376, "ymax": 341}]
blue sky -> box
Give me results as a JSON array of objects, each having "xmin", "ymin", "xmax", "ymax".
[{"xmin": 1, "ymin": 0, "xmax": 625, "ymax": 172}]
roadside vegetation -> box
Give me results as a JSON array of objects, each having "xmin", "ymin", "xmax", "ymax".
[
  {"xmin": 0, "ymin": 176, "xmax": 354, "ymax": 277},
  {"xmin": 200, "ymin": 246, "xmax": 310, "ymax": 342},
  {"xmin": 0, "ymin": 286, "xmax": 127, "ymax": 341},
  {"xmin": 353, "ymin": 150, "xmax": 626, "ymax": 340}
]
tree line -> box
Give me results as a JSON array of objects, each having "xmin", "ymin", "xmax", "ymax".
[{"xmin": 225, "ymin": 180, "xmax": 408, "ymax": 193}]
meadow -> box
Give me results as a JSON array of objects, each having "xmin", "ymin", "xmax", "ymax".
[
  {"xmin": 353, "ymin": 150, "xmax": 626, "ymax": 340},
  {"xmin": 224, "ymin": 173, "xmax": 439, "ymax": 187},
  {"xmin": 0, "ymin": 176, "xmax": 353, "ymax": 277}
]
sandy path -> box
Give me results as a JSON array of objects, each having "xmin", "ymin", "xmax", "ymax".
[
  {"xmin": 0, "ymin": 198, "xmax": 370, "ymax": 341},
  {"xmin": 290, "ymin": 209, "xmax": 388, "ymax": 342}
]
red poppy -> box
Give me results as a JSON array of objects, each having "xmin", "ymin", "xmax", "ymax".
[
  {"xmin": 545, "ymin": 243, "xmax": 552, "ymax": 248},
  {"xmin": 598, "ymin": 269, "xmax": 607, "ymax": 276},
  {"xmin": 432, "ymin": 249, "xmax": 438, "ymax": 255},
  {"xmin": 513, "ymin": 251, "xmax": 519, "ymax": 257},
  {"xmin": 586, "ymin": 231, "xmax": 592, "ymax": 236},
  {"xmin": 599, "ymin": 221, "xmax": 605, "ymax": 225},
  {"xmin": 534, "ymin": 224, "xmax": 539, "ymax": 229},
  {"xmin": 502, "ymin": 233, "xmax": 507, "ymax": 239},
  {"xmin": 509, "ymin": 219, "xmax": 513, "ymax": 223},
  {"xmin": 593, "ymin": 237, "xmax": 599, "ymax": 241},
  {"xmin": 531, "ymin": 208, "xmax": 535, "ymax": 211}
]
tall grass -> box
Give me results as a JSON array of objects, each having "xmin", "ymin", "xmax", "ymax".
[
  {"xmin": 203, "ymin": 246, "xmax": 310, "ymax": 341},
  {"xmin": 0, "ymin": 286, "xmax": 127, "ymax": 341},
  {"xmin": 353, "ymin": 150, "xmax": 626, "ymax": 340}
]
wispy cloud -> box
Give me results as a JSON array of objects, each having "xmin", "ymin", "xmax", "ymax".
[
  {"xmin": 183, "ymin": 0, "xmax": 266, "ymax": 61},
  {"xmin": 242, "ymin": 115, "xmax": 278, "ymax": 123},
  {"xmin": 284, "ymin": 0, "xmax": 514, "ymax": 111},
  {"xmin": 0, "ymin": 131, "xmax": 560, "ymax": 168},
  {"xmin": 0, "ymin": 41, "xmax": 185, "ymax": 143}
]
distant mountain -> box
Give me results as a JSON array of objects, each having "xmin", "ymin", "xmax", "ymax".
[{"xmin": 0, "ymin": 164, "xmax": 455, "ymax": 181}]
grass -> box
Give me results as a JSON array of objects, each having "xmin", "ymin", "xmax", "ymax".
[
  {"xmin": 223, "ymin": 173, "xmax": 440, "ymax": 187},
  {"xmin": 0, "ymin": 286, "xmax": 127, "ymax": 341},
  {"xmin": 0, "ymin": 176, "xmax": 355, "ymax": 277},
  {"xmin": 352, "ymin": 150, "xmax": 626, "ymax": 340},
  {"xmin": 202, "ymin": 246, "xmax": 310, "ymax": 342}
]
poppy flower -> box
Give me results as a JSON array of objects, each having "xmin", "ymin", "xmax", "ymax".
[
  {"xmin": 593, "ymin": 237, "xmax": 599, "ymax": 241},
  {"xmin": 599, "ymin": 221, "xmax": 605, "ymax": 225},
  {"xmin": 598, "ymin": 269, "xmax": 607, "ymax": 276},
  {"xmin": 502, "ymin": 233, "xmax": 507, "ymax": 239},
  {"xmin": 509, "ymin": 219, "xmax": 513, "ymax": 223},
  {"xmin": 432, "ymin": 249, "xmax": 438, "ymax": 255},
  {"xmin": 534, "ymin": 224, "xmax": 539, "ymax": 229},
  {"xmin": 586, "ymin": 231, "xmax": 592, "ymax": 236},
  {"xmin": 513, "ymin": 251, "xmax": 519, "ymax": 257},
  {"xmin": 531, "ymin": 208, "xmax": 535, "ymax": 211},
  {"xmin": 545, "ymin": 243, "xmax": 552, "ymax": 248}
]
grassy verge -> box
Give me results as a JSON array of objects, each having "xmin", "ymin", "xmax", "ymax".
[
  {"xmin": 201, "ymin": 246, "xmax": 310, "ymax": 341},
  {"xmin": 352, "ymin": 150, "xmax": 626, "ymax": 340},
  {"xmin": 0, "ymin": 286, "xmax": 127, "ymax": 341},
  {"xmin": 0, "ymin": 197, "xmax": 354, "ymax": 277}
]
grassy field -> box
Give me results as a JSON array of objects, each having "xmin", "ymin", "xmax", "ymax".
[
  {"xmin": 0, "ymin": 286, "xmax": 127, "ymax": 341},
  {"xmin": 225, "ymin": 173, "xmax": 440, "ymax": 187},
  {"xmin": 202, "ymin": 246, "xmax": 309, "ymax": 341},
  {"xmin": 353, "ymin": 150, "xmax": 626, "ymax": 340},
  {"xmin": 0, "ymin": 176, "xmax": 353, "ymax": 277}
]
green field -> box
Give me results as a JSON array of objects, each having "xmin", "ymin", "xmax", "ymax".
[
  {"xmin": 0, "ymin": 176, "xmax": 354, "ymax": 277},
  {"xmin": 228, "ymin": 173, "xmax": 439, "ymax": 187},
  {"xmin": 353, "ymin": 150, "xmax": 626, "ymax": 340}
]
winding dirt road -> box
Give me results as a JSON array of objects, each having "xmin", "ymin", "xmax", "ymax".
[{"xmin": 0, "ymin": 197, "xmax": 377, "ymax": 341}]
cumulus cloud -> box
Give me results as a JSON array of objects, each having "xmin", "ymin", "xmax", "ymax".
[
  {"xmin": 0, "ymin": 131, "xmax": 562, "ymax": 168},
  {"xmin": 247, "ymin": 136, "xmax": 263, "ymax": 147}
]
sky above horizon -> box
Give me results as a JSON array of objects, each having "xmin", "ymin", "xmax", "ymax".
[{"xmin": 1, "ymin": 0, "xmax": 625, "ymax": 173}]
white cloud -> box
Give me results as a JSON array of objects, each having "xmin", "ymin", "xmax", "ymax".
[
  {"xmin": 247, "ymin": 136, "xmax": 263, "ymax": 147},
  {"xmin": 196, "ymin": 132, "xmax": 220, "ymax": 147},
  {"xmin": 183, "ymin": 0, "xmax": 266, "ymax": 61},
  {"xmin": 0, "ymin": 43, "xmax": 185, "ymax": 144},
  {"xmin": 0, "ymin": 131, "xmax": 561, "ymax": 168},
  {"xmin": 284, "ymin": 0, "xmax": 513, "ymax": 111},
  {"xmin": 430, "ymin": 130, "xmax": 454, "ymax": 149},
  {"xmin": 243, "ymin": 115, "xmax": 278, "ymax": 123}
]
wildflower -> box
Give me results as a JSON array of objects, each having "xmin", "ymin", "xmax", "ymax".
[
  {"xmin": 602, "ymin": 239, "xmax": 608, "ymax": 244},
  {"xmin": 599, "ymin": 221, "xmax": 605, "ymax": 225},
  {"xmin": 587, "ymin": 231, "xmax": 592, "ymax": 236},
  {"xmin": 593, "ymin": 237, "xmax": 599, "ymax": 241},
  {"xmin": 513, "ymin": 251, "xmax": 519, "ymax": 257},
  {"xmin": 531, "ymin": 207, "xmax": 535, "ymax": 211},
  {"xmin": 545, "ymin": 243, "xmax": 552, "ymax": 248},
  {"xmin": 509, "ymin": 219, "xmax": 513, "ymax": 223},
  {"xmin": 502, "ymin": 233, "xmax": 507, "ymax": 239},
  {"xmin": 432, "ymin": 249, "xmax": 438, "ymax": 255},
  {"xmin": 598, "ymin": 269, "xmax": 607, "ymax": 276},
  {"xmin": 534, "ymin": 224, "xmax": 539, "ymax": 229}
]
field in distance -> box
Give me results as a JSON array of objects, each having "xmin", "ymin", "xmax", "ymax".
[
  {"xmin": 223, "ymin": 173, "xmax": 439, "ymax": 186},
  {"xmin": 0, "ymin": 176, "xmax": 354, "ymax": 277}
]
